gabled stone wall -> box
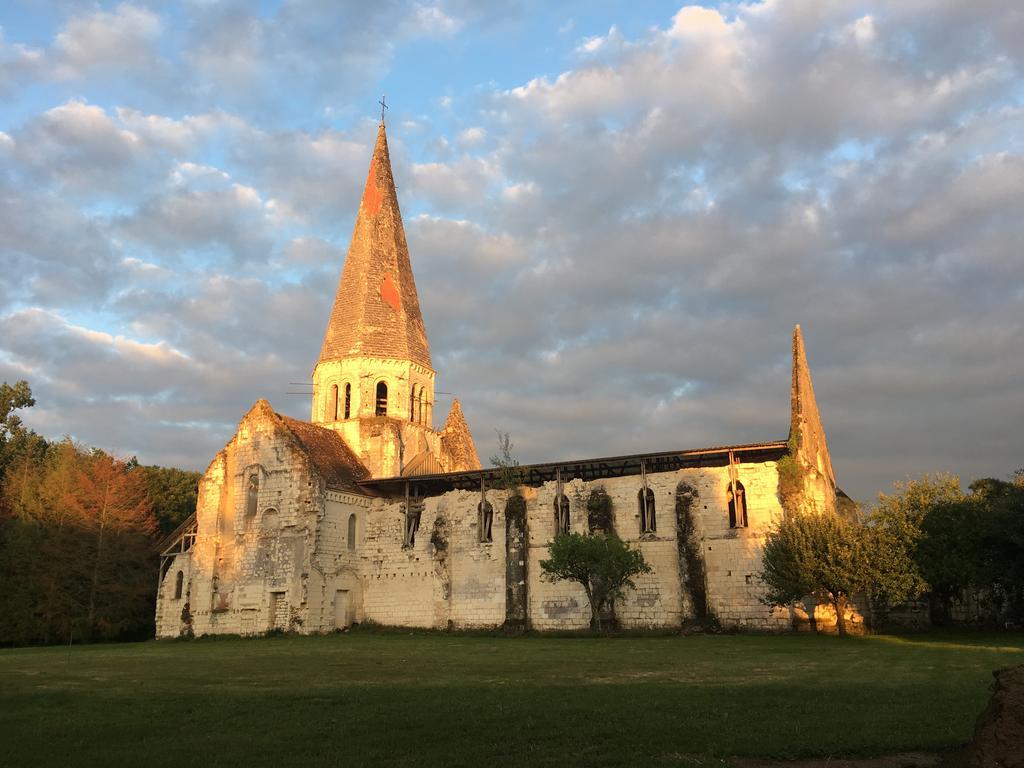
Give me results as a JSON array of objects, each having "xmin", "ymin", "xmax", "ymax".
[
  {"xmin": 156, "ymin": 403, "xmax": 325, "ymax": 637},
  {"xmin": 159, "ymin": 405, "xmax": 796, "ymax": 637}
]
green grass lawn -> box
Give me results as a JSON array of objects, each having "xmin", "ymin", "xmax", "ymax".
[{"xmin": 1, "ymin": 631, "xmax": 1020, "ymax": 767}]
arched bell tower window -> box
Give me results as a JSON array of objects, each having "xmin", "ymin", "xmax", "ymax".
[
  {"xmin": 343, "ymin": 383, "xmax": 351, "ymax": 419},
  {"xmin": 417, "ymin": 389, "xmax": 424, "ymax": 424},
  {"xmin": 328, "ymin": 384, "xmax": 339, "ymax": 421},
  {"xmin": 728, "ymin": 481, "xmax": 748, "ymax": 528},
  {"xmin": 409, "ymin": 384, "xmax": 418, "ymax": 421},
  {"xmin": 375, "ymin": 381, "xmax": 388, "ymax": 416}
]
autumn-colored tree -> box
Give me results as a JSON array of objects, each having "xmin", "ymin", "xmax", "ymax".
[
  {"xmin": 67, "ymin": 451, "xmax": 157, "ymax": 640},
  {"xmin": 1, "ymin": 441, "xmax": 90, "ymax": 643},
  {"xmin": 0, "ymin": 440, "xmax": 159, "ymax": 644}
]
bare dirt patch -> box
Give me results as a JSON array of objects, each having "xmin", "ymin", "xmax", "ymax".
[{"xmin": 961, "ymin": 664, "xmax": 1024, "ymax": 768}]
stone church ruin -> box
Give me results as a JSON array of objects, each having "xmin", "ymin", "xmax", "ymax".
[{"xmin": 156, "ymin": 119, "xmax": 840, "ymax": 637}]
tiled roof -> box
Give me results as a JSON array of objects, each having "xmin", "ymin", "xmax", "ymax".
[
  {"xmin": 317, "ymin": 121, "xmax": 432, "ymax": 369},
  {"xmin": 276, "ymin": 412, "xmax": 372, "ymax": 493}
]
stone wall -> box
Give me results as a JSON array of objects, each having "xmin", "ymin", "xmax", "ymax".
[
  {"xmin": 159, "ymin": 422, "xmax": 797, "ymax": 637},
  {"xmin": 156, "ymin": 403, "xmax": 324, "ymax": 638},
  {"xmin": 312, "ymin": 357, "xmax": 440, "ymax": 478},
  {"xmin": 519, "ymin": 461, "xmax": 789, "ymax": 631}
]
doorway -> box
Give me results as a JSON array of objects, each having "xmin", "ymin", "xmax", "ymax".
[{"xmin": 334, "ymin": 589, "xmax": 350, "ymax": 629}]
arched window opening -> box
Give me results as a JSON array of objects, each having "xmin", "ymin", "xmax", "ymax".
[
  {"xmin": 409, "ymin": 385, "xmax": 418, "ymax": 421},
  {"xmin": 478, "ymin": 500, "xmax": 494, "ymax": 543},
  {"xmin": 173, "ymin": 570, "xmax": 184, "ymax": 600},
  {"xmin": 328, "ymin": 384, "xmax": 339, "ymax": 421},
  {"xmin": 639, "ymin": 487, "xmax": 656, "ymax": 534},
  {"xmin": 246, "ymin": 474, "xmax": 259, "ymax": 519},
  {"xmin": 554, "ymin": 494, "xmax": 570, "ymax": 535},
  {"xmin": 343, "ymin": 383, "xmax": 351, "ymax": 419},
  {"xmin": 375, "ymin": 381, "xmax": 388, "ymax": 416},
  {"xmin": 727, "ymin": 481, "xmax": 748, "ymax": 528},
  {"xmin": 417, "ymin": 389, "xmax": 424, "ymax": 424},
  {"xmin": 261, "ymin": 508, "xmax": 279, "ymax": 534},
  {"xmin": 347, "ymin": 513, "xmax": 357, "ymax": 550},
  {"xmin": 404, "ymin": 496, "xmax": 423, "ymax": 547}
]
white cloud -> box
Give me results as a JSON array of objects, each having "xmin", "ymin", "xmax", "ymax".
[
  {"xmin": 1, "ymin": 0, "xmax": 1022, "ymax": 501},
  {"xmin": 407, "ymin": 4, "xmax": 463, "ymax": 37},
  {"xmin": 575, "ymin": 25, "xmax": 621, "ymax": 55},
  {"xmin": 410, "ymin": 155, "xmax": 502, "ymax": 212},
  {"xmin": 0, "ymin": 28, "xmax": 45, "ymax": 95},
  {"xmin": 457, "ymin": 126, "xmax": 486, "ymax": 147},
  {"xmin": 52, "ymin": 3, "xmax": 163, "ymax": 79}
]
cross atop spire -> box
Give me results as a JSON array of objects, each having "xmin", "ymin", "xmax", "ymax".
[{"xmin": 379, "ymin": 94, "xmax": 388, "ymax": 124}]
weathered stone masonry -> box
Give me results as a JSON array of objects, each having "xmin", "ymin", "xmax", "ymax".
[{"xmin": 155, "ymin": 118, "xmax": 842, "ymax": 637}]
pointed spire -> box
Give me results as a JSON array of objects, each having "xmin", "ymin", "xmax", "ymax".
[
  {"xmin": 440, "ymin": 399, "xmax": 481, "ymax": 472},
  {"xmin": 318, "ymin": 121, "xmax": 432, "ymax": 369},
  {"xmin": 790, "ymin": 325, "xmax": 835, "ymax": 486}
]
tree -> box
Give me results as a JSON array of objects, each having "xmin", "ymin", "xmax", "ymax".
[
  {"xmin": 759, "ymin": 512, "xmax": 865, "ymax": 636},
  {"xmin": 489, "ymin": 430, "xmax": 524, "ymax": 493},
  {"xmin": 866, "ymin": 474, "xmax": 964, "ymax": 624},
  {"xmin": 540, "ymin": 532, "xmax": 651, "ymax": 631},
  {"xmin": 67, "ymin": 451, "xmax": 157, "ymax": 640},
  {"xmin": 860, "ymin": 507, "xmax": 928, "ymax": 623},
  {"xmin": 1, "ymin": 440, "xmax": 93, "ymax": 643},
  {"xmin": 873, "ymin": 473, "xmax": 964, "ymax": 528},
  {"xmin": 915, "ymin": 498, "xmax": 984, "ymax": 624},
  {"xmin": 135, "ymin": 464, "xmax": 201, "ymax": 535},
  {"xmin": 0, "ymin": 440, "xmax": 160, "ymax": 644},
  {"xmin": 970, "ymin": 478, "xmax": 1024, "ymax": 621},
  {"xmin": 0, "ymin": 380, "xmax": 45, "ymax": 483}
]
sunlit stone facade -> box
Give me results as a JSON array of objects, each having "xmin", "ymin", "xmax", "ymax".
[{"xmin": 155, "ymin": 122, "xmax": 843, "ymax": 638}]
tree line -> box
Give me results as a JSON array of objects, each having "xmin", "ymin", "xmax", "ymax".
[
  {"xmin": 760, "ymin": 473, "xmax": 1024, "ymax": 634},
  {"xmin": 0, "ymin": 381, "xmax": 200, "ymax": 645}
]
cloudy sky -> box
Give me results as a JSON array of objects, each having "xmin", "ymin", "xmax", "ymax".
[{"xmin": 1, "ymin": 1, "xmax": 1021, "ymax": 502}]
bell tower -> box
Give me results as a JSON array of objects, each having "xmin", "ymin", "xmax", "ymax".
[{"xmin": 312, "ymin": 119, "xmax": 469, "ymax": 478}]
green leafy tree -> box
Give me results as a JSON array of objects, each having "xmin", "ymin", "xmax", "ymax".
[
  {"xmin": 860, "ymin": 506, "xmax": 928, "ymax": 621},
  {"xmin": 873, "ymin": 473, "xmax": 964, "ymax": 528},
  {"xmin": 540, "ymin": 532, "xmax": 652, "ymax": 631},
  {"xmin": 760, "ymin": 512, "xmax": 865, "ymax": 636},
  {"xmin": 135, "ymin": 465, "xmax": 201, "ymax": 535},
  {"xmin": 915, "ymin": 498, "xmax": 984, "ymax": 624},
  {"xmin": 866, "ymin": 474, "xmax": 964, "ymax": 623},
  {"xmin": 0, "ymin": 380, "xmax": 46, "ymax": 484},
  {"xmin": 970, "ymin": 478, "xmax": 1024, "ymax": 621}
]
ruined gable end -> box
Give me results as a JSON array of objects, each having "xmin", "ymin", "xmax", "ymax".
[{"xmin": 787, "ymin": 325, "xmax": 837, "ymax": 513}]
